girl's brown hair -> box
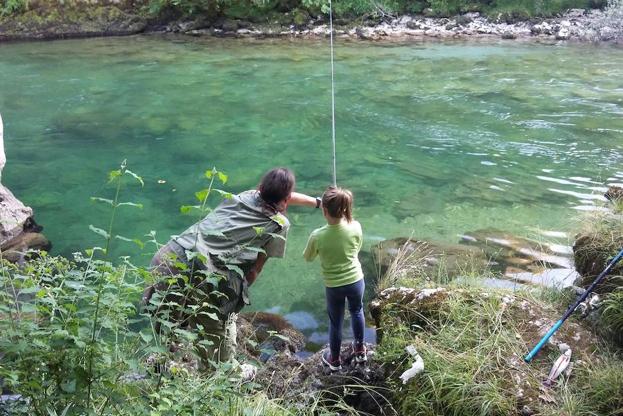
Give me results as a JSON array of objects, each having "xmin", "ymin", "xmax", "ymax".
[{"xmin": 322, "ymin": 186, "xmax": 353, "ymax": 222}]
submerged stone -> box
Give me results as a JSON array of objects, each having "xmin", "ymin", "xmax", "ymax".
[
  {"xmin": 370, "ymin": 237, "xmax": 490, "ymax": 282},
  {"xmin": 505, "ymin": 268, "xmax": 580, "ymax": 289},
  {"xmin": 460, "ymin": 228, "xmax": 573, "ymax": 274}
]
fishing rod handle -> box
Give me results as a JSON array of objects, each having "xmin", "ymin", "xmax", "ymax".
[{"xmin": 524, "ymin": 319, "xmax": 563, "ymax": 363}]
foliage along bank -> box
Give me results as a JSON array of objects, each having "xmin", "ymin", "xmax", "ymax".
[{"xmin": 0, "ymin": 0, "xmax": 615, "ymax": 41}]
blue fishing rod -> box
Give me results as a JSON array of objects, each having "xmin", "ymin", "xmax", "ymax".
[{"xmin": 525, "ymin": 247, "xmax": 623, "ymax": 362}]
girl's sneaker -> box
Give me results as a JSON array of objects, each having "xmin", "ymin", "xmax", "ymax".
[
  {"xmin": 322, "ymin": 350, "xmax": 342, "ymax": 371},
  {"xmin": 353, "ymin": 342, "xmax": 367, "ymax": 363}
]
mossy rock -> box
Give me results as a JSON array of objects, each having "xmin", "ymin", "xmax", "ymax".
[{"xmin": 573, "ymin": 233, "xmax": 623, "ymax": 292}]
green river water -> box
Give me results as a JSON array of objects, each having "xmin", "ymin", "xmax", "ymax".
[{"xmin": 0, "ymin": 35, "xmax": 622, "ymax": 338}]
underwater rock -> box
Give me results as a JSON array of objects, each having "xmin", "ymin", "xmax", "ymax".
[
  {"xmin": 237, "ymin": 311, "xmax": 306, "ymax": 359},
  {"xmin": 370, "ymin": 237, "xmax": 489, "ymax": 282},
  {"xmin": 505, "ymin": 268, "xmax": 579, "ymax": 289},
  {"xmin": 460, "ymin": 228, "xmax": 573, "ymax": 273},
  {"xmin": 0, "ymin": 184, "xmax": 50, "ymax": 263},
  {"xmin": 1, "ymin": 232, "xmax": 51, "ymax": 264}
]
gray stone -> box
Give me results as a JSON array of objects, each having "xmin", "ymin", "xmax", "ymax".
[
  {"xmin": 556, "ymin": 27, "xmax": 571, "ymax": 40},
  {"xmin": 406, "ymin": 20, "xmax": 420, "ymax": 30}
]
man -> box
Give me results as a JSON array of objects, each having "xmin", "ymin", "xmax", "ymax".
[{"xmin": 143, "ymin": 167, "xmax": 320, "ymax": 366}]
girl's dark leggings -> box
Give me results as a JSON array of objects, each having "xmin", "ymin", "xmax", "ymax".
[{"xmin": 325, "ymin": 278, "xmax": 365, "ymax": 360}]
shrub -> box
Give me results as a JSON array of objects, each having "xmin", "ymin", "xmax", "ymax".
[{"xmin": 1, "ymin": 0, "xmax": 28, "ymax": 16}]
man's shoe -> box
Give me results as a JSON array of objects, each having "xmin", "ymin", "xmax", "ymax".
[
  {"xmin": 322, "ymin": 350, "xmax": 342, "ymax": 371},
  {"xmin": 353, "ymin": 342, "xmax": 367, "ymax": 363}
]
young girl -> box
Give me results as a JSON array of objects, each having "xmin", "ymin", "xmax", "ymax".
[{"xmin": 303, "ymin": 186, "xmax": 366, "ymax": 371}]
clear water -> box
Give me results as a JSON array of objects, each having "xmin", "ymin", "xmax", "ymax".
[{"xmin": 1, "ymin": 36, "xmax": 622, "ymax": 335}]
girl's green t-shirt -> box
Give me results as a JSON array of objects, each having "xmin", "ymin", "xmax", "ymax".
[{"xmin": 303, "ymin": 220, "xmax": 364, "ymax": 288}]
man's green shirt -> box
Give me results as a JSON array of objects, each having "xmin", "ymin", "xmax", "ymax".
[{"xmin": 303, "ymin": 220, "xmax": 364, "ymax": 288}]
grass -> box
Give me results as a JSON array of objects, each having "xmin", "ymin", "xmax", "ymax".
[
  {"xmin": 572, "ymin": 191, "xmax": 623, "ymax": 345},
  {"xmin": 374, "ymin": 283, "xmax": 623, "ymax": 416},
  {"xmin": 371, "ymin": 218, "xmax": 623, "ymax": 416}
]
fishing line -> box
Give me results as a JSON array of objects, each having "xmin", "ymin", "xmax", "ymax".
[{"xmin": 328, "ymin": 0, "xmax": 337, "ymax": 187}]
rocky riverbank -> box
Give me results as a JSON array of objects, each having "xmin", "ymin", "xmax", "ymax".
[
  {"xmin": 181, "ymin": 9, "xmax": 622, "ymax": 42},
  {"xmin": 1, "ymin": 5, "xmax": 622, "ymax": 43}
]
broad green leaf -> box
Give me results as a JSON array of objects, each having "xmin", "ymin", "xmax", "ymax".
[
  {"xmin": 125, "ymin": 169, "xmax": 144, "ymax": 187},
  {"xmin": 90, "ymin": 197, "xmax": 113, "ymax": 205},
  {"xmin": 217, "ymin": 171, "xmax": 228, "ymax": 184},
  {"xmin": 85, "ymin": 247, "xmax": 105, "ymax": 257},
  {"xmin": 180, "ymin": 205, "xmax": 202, "ymax": 215},
  {"xmin": 267, "ymin": 232, "xmax": 287, "ymax": 241},
  {"xmin": 225, "ymin": 264, "xmax": 244, "ymax": 278},
  {"xmin": 215, "ymin": 189, "xmax": 233, "ymax": 199},
  {"xmin": 117, "ymin": 202, "xmax": 143, "ymax": 209},
  {"xmin": 174, "ymin": 328, "xmax": 198, "ymax": 341},
  {"xmin": 89, "ymin": 225, "xmax": 110, "ymax": 239},
  {"xmin": 270, "ymin": 214, "xmax": 287, "ymax": 227},
  {"xmin": 108, "ymin": 169, "xmax": 122, "ymax": 183},
  {"xmin": 195, "ymin": 189, "xmax": 209, "ymax": 202},
  {"xmin": 198, "ymin": 311, "xmax": 220, "ymax": 321},
  {"xmin": 115, "ymin": 235, "xmax": 144, "ymax": 249},
  {"xmin": 205, "ymin": 167, "xmax": 217, "ymax": 179}
]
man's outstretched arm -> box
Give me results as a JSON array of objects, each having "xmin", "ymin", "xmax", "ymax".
[{"xmin": 289, "ymin": 192, "xmax": 320, "ymax": 208}]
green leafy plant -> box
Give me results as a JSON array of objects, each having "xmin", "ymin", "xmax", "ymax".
[{"xmin": 1, "ymin": 0, "xmax": 28, "ymax": 16}]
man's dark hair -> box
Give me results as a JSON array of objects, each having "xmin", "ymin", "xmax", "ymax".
[{"xmin": 259, "ymin": 168, "xmax": 295, "ymax": 204}]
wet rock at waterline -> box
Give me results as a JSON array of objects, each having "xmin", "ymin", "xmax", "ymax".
[
  {"xmin": 237, "ymin": 312, "xmax": 306, "ymax": 360},
  {"xmin": 369, "ymin": 237, "xmax": 490, "ymax": 282},
  {"xmin": 0, "ymin": 184, "xmax": 50, "ymax": 263}
]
